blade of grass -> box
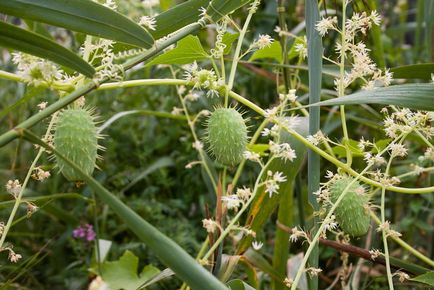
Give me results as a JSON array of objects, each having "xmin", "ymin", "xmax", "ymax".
[{"xmin": 305, "ymin": 1, "xmax": 322, "ymax": 289}]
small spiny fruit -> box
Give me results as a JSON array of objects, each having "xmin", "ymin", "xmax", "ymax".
[
  {"xmin": 329, "ymin": 176, "xmax": 370, "ymax": 237},
  {"xmin": 54, "ymin": 108, "xmax": 100, "ymax": 182},
  {"xmin": 206, "ymin": 107, "xmax": 248, "ymax": 167}
]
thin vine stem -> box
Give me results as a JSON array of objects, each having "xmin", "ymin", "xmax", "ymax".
[
  {"xmin": 202, "ymin": 157, "xmax": 274, "ymax": 261},
  {"xmin": 0, "ymin": 113, "xmax": 57, "ymax": 249}
]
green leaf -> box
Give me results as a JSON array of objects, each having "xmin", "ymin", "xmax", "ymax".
[
  {"xmin": 152, "ymin": 0, "xmax": 208, "ymax": 40},
  {"xmin": 0, "ymin": 22, "xmax": 94, "ymax": 77},
  {"xmin": 248, "ymin": 41, "xmax": 283, "ymax": 63},
  {"xmin": 411, "ymin": 271, "xmax": 434, "ymax": 286},
  {"xmin": 147, "ymin": 35, "xmax": 209, "ymax": 65},
  {"xmin": 207, "ymin": 0, "xmax": 253, "ymax": 21},
  {"xmin": 227, "ymin": 279, "xmax": 256, "ymax": 290},
  {"xmin": 222, "ymin": 32, "xmax": 240, "ymax": 54},
  {"xmin": 101, "ymin": 250, "xmax": 160, "ymax": 290},
  {"xmin": 391, "ymin": 64, "xmax": 434, "ymax": 80},
  {"xmin": 309, "ymin": 84, "xmax": 434, "ymax": 111},
  {"xmin": 0, "ymin": 0, "xmax": 153, "ymax": 48}
]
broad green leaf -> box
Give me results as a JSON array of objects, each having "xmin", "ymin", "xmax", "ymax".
[
  {"xmin": 411, "ymin": 271, "xmax": 434, "ymax": 286},
  {"xmin": 21, "ymin": 129, "xmax": 228, "ymax": 290},
  {"xmin": 248, "ymin": 41, "xmax": 283, "ymax": 63},
  {"xmin": 0, "ymin": 22, "xmax": 94, "ymax": 77},
  {"xmin": 147, "ymin": 35, "xmax": 209, "ymax": 65},
  {"xmin": 309, "ymin": 84, "xmax": 434, "ymax": 111},
  {"xmin": 207, "ymin": 0, "xmax": 253, "ymax": 21},
  {"xmin": 101, "ymin": 250, "xmax": 160, "ymax": 290},
  {"xmin": 0, "ymin": 0, "xmax": 153, "ymax": 48},
  {"xmin": 391, "ymin": 64, "xmax": 434, "ymax": 80},
  {"xmin": 152, "ymin": 0, "xmax": 208, "ymax": 39},
  {"xmin": 222, "ymin": 32, "xmax": 240, "ymax": 54},
  {"xmin": 227, "ymin": 279, "xmax": 256, "ymax": 290}
]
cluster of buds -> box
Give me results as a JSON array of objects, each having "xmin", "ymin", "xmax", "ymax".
[{"xmin": 184, "ymin": 62, "xmax": 226, "ymax": 98}]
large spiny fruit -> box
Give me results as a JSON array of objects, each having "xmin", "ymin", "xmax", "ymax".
[
  {"xmin": 54, "ymin": 108, "xmax": 99, "ymax": 182},
  {"xmin": 206, "ymin": 107, "xmax": 248, "ymax": 167},
  {"xmin": 329, "ymin": 177, "xmax": 370, "ymax": 237}
]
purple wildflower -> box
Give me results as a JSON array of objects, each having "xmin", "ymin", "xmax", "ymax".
[{"xmin": 72, "ymin": 224, "xmax": 96, "ymax": 242}]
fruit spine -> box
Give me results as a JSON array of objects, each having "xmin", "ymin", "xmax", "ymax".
[
  {"xmin": 53, "ymin": 108, "xmax": 101, "ymax": 182},
  {"xmin": 205, "ymin": 107, "xmax": 248, "ymax": 167}
]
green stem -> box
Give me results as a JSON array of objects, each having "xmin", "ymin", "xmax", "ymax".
[{"xmin": 225, "ymin": 1, "xmax": 258, "ymax": 107}]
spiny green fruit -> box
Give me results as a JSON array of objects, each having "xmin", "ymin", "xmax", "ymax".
[
  {"xmin": 54, "ymin": 108, "xmax": 99, "ymax": 182},
  {"xmin": 329, "ymin": 177, "xmax": 370, "ymax": 237},
  {"xmin": 206, "ymin": 107, "xmax": 248, "ymax": 167}
]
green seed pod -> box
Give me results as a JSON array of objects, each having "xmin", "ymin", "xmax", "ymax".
[
  {"xmin": 54, "ymin": 108, "xmax": 99, "ymax": 181},
  {"xmin": 329, "ymin": 177, "xmax": 370, "ymax": 237},
  {"xmin": 206, "ymin": 107, "xmax": 248, "ymax": 167}
]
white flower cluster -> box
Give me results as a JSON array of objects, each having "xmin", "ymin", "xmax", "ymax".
[
  {"xmin": 252, "ymin": 34, "xmax": 274, "ymax": 50},
  {"xmin": 12, "ymin": 53, "xmax": 63, "ymax": 87},
  {"xmin": 269, "ymin": 141, "xmax": 297, "ymax": 162},
  {"xmin": 5, "ymin": 179, "xmax": 22, "ymax": 197},
  {"xmin": 139, "ymin": 16, "xmax": 157, "ymax": 31},
  {"xmin": 317, "ymin": 10, "xmax": 392, "ymax": 90},
  {"xmin": 383, "ymin": 108, "xmax": 434, "ymax": 139},
  {"xmin": 263, "ymin": 170, "xmax": 287, "ymax": 197},
  {"xmin": 92, "ymin": 39, "xmax": 124, "ymax": 82},
  {"xmin": 183, "ymin": 62, "xmax": 225, "ymax": 98}
]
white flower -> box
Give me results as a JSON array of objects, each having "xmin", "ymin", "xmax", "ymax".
[
  {"xmin": 202, "ymin": 219, "xmax": 217, "ymax": 233},
  {"xmin": 389, "ymin": 143, "xmax": 407, "ymax": 157},
  {"xmin": 273, "ymin": 171, "xmax": 287, "ymax": 183},
  {"xmin": 139, "ymin": 16, "xmax": 157, "ymax": 30},
  {"xmin": 171, "ymin": 106, "xmax": 183, "ymax": 115},
  {"xmin": 37, "ymin": 102, "xmax": 48, "ymax": 111},
  {"xmin": 252, "ymin": 240, "xmax": 263, "ymax": 250},
  {"xmin": 243, "ymin": 150, "xmax": 261, "ymax": 163},
  {"xmin": 236, "ymin": 187, "xmax": 252, "ymax": 201},
  {"xmin": 8, "ymin": 252, "xmax": 22, "ymax": 263},
  {"xmin": 295, "ymin": 43, "xmax": 307, "ymax": 59},
  {"xmin": 254, "ymin": 34, "xmax": 273, "ymax": 49},
  {"xmin": 370, "ymin": 10, "xmax": 382, "ymax": 26},
  {"xmin": 261, "ymin": 128, "xmax": 271, "ymax": 137},
  {"xmin": 265, "ymin": 182, "xmax": 279, "ymax": 196},
  {"xmin": 221, "ymin": 195, "xmax": 242, "ymax": 210},
  {"xmin": 32, "ymin": 167, "xmax": 51, "ymax": 181},
  {"xmin": 192, "ymin": 141, "xmax": 203, "ymax": 151},
  {"xmin": 5, "ymin": 179, "xmax": 21, "ymax": 196},
  {"xmin": 315, "ymin": 16, "xmax": 338, "ymax": 36}
]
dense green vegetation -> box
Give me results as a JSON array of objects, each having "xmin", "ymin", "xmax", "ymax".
[{"xmin": 0, "ymin": 0, "xmax": 433, "ymax": 289}]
